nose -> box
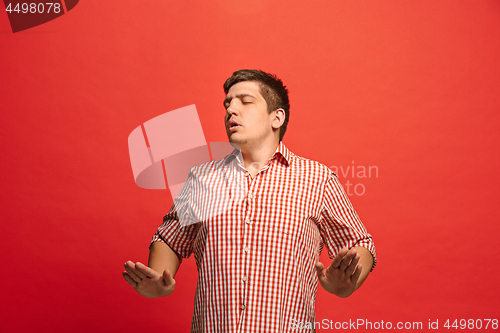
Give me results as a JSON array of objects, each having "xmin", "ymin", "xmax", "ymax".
[
  {"xmin": 225, "ymin": 101, "xmax": 239, "ymax": 121},
  {"xmin": 226, "ymin": 99, "xmax": 237, "ymax": 113},
  {"xmin": 225, "ymin": 104, "xmax": 235, "ymax": 123},
  {"xmin": 226, "ymin": 96, "xmax": 244, "ymax": 114}
]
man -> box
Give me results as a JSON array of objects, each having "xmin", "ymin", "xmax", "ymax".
[{"xmin": 123, "ymin": 69, "xmax": 376, "ymax": 332}]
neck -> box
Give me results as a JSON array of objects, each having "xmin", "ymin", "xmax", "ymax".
[{"xmin": 239, "ymin": 140, "xmax": 280, "ymax": 176}]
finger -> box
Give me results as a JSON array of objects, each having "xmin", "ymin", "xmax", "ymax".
[
  {"xmin": 345, "ymin": 253, "xmax": 360, "ymax": 276},
  {"xmin": 331, "ymin": 247, "xmax": 349, "ymax": 269},
  {"xmin": 339, "ymin": 249, "xmax": 357, "ymax": 272},
  {"xmin": 315, "ymin": 262, "xmax": 325, "ymax": 277},
  {"xmin": 123, "ymin": 262, "xmax": 143, "ymax": 282},
  {"xmin": 129, "ymin": 262, "xmax": 149, "ymax": 279},
  {"xmin": 135, "ymin": 262, "xmax": 158, "ymax": 279},
  {"xmin": 351, "ymin": 264, "xmax": 362, "ymax": 284},
  {"xmin": 122, "ymin": 271, "xmax": 138, "ymax": 287}
]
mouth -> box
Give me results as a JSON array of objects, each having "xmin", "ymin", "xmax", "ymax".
[{"xmin": 227, "ymin": 119, "xmax": 241, "ymax": 131}]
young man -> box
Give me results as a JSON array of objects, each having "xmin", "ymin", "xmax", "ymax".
[{"xmin": 123, "ymin": 70, "xmax": 376, "ymax": 332}]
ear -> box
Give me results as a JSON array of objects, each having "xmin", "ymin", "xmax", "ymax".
[{"xmin": 271, "ymin": 108, "xmax": 285, "ymax": 130}]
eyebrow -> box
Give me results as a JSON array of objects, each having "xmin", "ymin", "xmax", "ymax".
[{"xmin": 223, "ymin": 94, "xmax": 257, "ymax": 107}]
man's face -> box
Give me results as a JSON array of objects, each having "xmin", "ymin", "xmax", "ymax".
[{"xmin": 224, "ymin": 81, "xmax": 276, "ymax": 147}]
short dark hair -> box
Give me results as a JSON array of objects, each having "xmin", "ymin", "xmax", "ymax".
[{"xmin": 223, "ymin": 69, "xmax": 290, "ymax": 142}]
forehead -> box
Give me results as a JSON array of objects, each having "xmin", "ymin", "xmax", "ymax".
[{"xmin": 226, "ymin": 81, "xmax": 263, "ymax": 98}]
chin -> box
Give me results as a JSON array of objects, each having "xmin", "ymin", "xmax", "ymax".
[{"xmin": 228, "ymin": 136, "xmax": 245, "ymax": 147}]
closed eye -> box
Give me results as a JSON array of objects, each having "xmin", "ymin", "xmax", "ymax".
[{"xmin": 224, "ymin": 93, "xmax": 256, "ymax": 108}]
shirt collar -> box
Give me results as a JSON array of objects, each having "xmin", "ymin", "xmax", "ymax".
[
  {"xmin": 272, "ymin": 141, "xmax": 292, "ymax": 166},
  {"xmin": 225, "ymin": 141, "xmax": 292, "ymax": 167}
]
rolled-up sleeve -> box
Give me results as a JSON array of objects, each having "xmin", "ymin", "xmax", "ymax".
[
  {"xmin": 150, "ymin": 170, "xmax": 200, "ymax": 259},
  {"xmin": 318, "ymin": 172, "xmax": 377, "ymax": 270}
]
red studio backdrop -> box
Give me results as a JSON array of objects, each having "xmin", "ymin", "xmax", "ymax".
[{"xmin": 1, "ymin": 1, "xmax": 499, "ymax": 332}]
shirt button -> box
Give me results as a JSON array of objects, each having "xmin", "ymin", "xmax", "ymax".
[
  {"xmin": 248, "ymin": 194, "xmax": 253, "ymax": 199},
  {"xmin": 243, "ymin": 247, "xmax": 249, "ymax": 253},
  {"xmin": 242, "ymin": 275, "xmax": 247, "ymax": 282},
  {"xmin": 245, "ymin": 219, "xmax": 251, "ymax": 225},
  {"xmin": 241, "ymin": 304, "xmax": 246, "ymax": 310}
]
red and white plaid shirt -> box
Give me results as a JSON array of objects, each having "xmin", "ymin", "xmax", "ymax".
[{"xmin": 151, "ymin": 142, "xmax": 376, "ymax": 332}]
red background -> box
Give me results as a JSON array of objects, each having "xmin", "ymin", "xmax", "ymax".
[{"xmin": 1, "ymin": 1, "xmax": 499, "ymax": 332}]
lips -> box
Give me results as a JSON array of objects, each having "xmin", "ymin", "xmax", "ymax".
[{"xmin": 227, "ymin": 119, "xmax": 241, "ymax": 131}]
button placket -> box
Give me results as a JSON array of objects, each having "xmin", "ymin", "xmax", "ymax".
[
  {"xmin": 240, "ymin": 165, "xmax": 256, "ymax": 318},
  {"xmin": 241, "ymin": 199, "xmax": 251, "ymax": 316}
]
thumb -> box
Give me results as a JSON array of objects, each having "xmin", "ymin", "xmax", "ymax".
[
  {"xmin": 163, "ymin": 269, "xmax": 175, "ymax": 286},
  {"xmin": 315, "ymin": 262, "xmax": 325, "ymax": 276}
]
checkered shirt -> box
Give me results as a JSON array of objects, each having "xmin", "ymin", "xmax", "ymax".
[{"xmin": 151, "ymin": 142, "xmax": 376, "ymax": 332}]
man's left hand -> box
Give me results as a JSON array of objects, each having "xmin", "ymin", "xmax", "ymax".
[{"xmin": 315, "ymin": 247, "xmax": 365, "ymax": 298}]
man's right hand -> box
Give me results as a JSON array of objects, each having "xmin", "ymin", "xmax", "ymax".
[{"xmin": 123, "ymin": 261, "xmax": 175, "ymax": 298}]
